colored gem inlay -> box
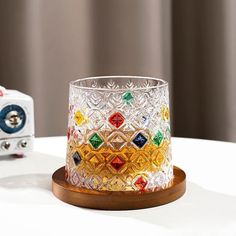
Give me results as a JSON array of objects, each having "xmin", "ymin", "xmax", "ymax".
[
  {"xmin": 135, "ymin": 154, "xmax": 147, "ymax": 168},
  {"xmin": 141, "ymin": 116, "xmax": 149, "ymax": 126},
  {"xmin": 134, "ymin": 176, "xmax": 147, "ymax": 191},
  {"xmin": 122, "ymin": 91, "xmax": 134, "ymax": 104},
  {"xmin": 74, "ymin": 110, "xmax": 85, "ymax": 125},
  {"xmin": 153, "ymin": 131, "xmax": 164, "ymax": 146},
  {"xmin": 161, "ymin": 106, "xmax": 170, "ymax": 121},
  {"xmin": 73, "ymin": 151, "xmax": 82, "ymax": 166},
  {"xmin": 167, "ymin": 126, "xmax": 171, "ymax": 134},
  {"xmin": 132, "ymin": 132, "xmax": 148, "ymax": 148},
  {"xmin": 110, "ymin": 155, "xmax": 125, "ymax": 171},
  {"xmin": 89, "ymin": 155, "xmax": 100, "ymax": 168},
  {"xmin": 109, "ymin": 112, "xmax": 125, "ymax": 128},
  {"xmin": 89, "ymin": 133, "xmax": 103, "ymax": 149},
  {"xmin": 153, "ymin": 151, "xmax": 165, "ymax": 167}
]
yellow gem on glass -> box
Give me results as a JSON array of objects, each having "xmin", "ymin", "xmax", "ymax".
[
  {"xmin": 89, "ymin": 156, "xmax": 100, "ymax": 168},
  {"xmin": 74, "ymin": 110, "xmax": 85, "ymax": 125},
  {"xmin": 161, "ymin": 106, "xmax": 169, "ymax": 121}
]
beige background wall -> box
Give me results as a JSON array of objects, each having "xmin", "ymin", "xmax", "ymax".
[
  {"xmin": 1, "ymin": 0, "xmax": 236, "ymax": 142},
  {"xmin": 172, "ymin": 0, "xmax": 236, "ymax": 141},
  {"xmin": 0, "ymin": 0, "xmax": 171, "ymax": 137}
]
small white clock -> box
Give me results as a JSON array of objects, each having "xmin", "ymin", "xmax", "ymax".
[{"xmin": 0, "ymin": 86, "xmax": 34, "ymax": 156}]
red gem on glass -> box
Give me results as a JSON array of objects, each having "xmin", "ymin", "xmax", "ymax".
[
  {"xmin": 109, "ymin": 112, "xmax": 125, "ymax": 128},
  {"xmin": 73, "ymin": 131, "xmax": 78, "ymax": 139},
  {"xmin": 134, "ymin": 176, "xmax": 147, "ymax": 191},
  {"xmin": 67, "ymin": 128, "xmax": 70, "ymax": 140},
  {"xmin": 111, "ymin": 155, "xmax": 125, "ymax": 171}
]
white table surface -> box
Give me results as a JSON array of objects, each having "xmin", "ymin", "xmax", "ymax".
[{"xmin": 0, "ymin": 137, "xmax": 236, "ymax": 236}]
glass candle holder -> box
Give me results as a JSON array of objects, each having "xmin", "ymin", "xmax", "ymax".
[{"xmin": 65, "ymin": 76, "xmax": 173, "ymax": 192}]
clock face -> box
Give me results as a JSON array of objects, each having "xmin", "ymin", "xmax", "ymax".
[{"xmin": 0, "ymin": 104, "xmax": 26, "ymax": 134}]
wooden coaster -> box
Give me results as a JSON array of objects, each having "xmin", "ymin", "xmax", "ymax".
[{"xmin": 52, "ymin": 166, "xmax": 186, "ymax": 210}]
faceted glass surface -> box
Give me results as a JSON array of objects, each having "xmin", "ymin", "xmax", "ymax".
[{"xmin": 66, "ymin": 76, "xmax": 173, "ymax": 192}]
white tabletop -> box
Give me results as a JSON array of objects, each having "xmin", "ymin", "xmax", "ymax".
[{"xmin": 0, "ymin": 137, "xmax": 236, "ymax": 236}]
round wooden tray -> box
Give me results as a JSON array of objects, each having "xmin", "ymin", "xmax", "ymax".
[{"xmin": 52, "ymin": 166, "xmax": 186, "ymax": 210}]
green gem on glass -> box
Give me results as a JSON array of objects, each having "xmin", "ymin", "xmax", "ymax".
[
  {"xmin": 89, "ymin": 133, "xmax": 103, "ymax": 149},
  {"xmin": 122, "ymin": 91, "xmax": 134, "ymax": 104},
  {"xmin": 153, "ymin": 131, "xmax": 164, "ymax": 146},
  {"xmin": 167, "ymin": 126, "xmax": 171, "ymax": 134}
]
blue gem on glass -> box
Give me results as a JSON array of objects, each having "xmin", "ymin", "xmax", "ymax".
[
  {"xmin": 132, "ymin": 132, "xmax": 148, "ymax": 148},
  {"xmin": 73, "ymin": 151, "xmax": 82, "ymax": 166},
  {"xmin": 141, "ymin": 116, "xmax": 149, "ymax": 126},
  {"xmin": 142, "ymin": 116, "xmax": 147, "ymax": 122}
]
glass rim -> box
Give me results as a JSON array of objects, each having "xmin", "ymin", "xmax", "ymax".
[{"xmin": 70, "ymin": 75, "xmax": 168, "ymax": 91}]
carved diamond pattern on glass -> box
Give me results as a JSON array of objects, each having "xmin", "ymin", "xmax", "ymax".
[
  {"xmin": 108, "ymin": 132, "xmax": 126, "ymax": 150},
  {"xmin": 66, "ymin": 78, "xmax": 173, "ymax": 191}
]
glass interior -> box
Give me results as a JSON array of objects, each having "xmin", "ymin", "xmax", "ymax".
[{"xmin": 70, "ymin": 76, "xmax": 167, "ymax": 91}]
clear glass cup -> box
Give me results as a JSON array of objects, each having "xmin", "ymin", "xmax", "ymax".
[{"xmin": 66, "ymin": 76, "xmax": 173, "ymax": 192}]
